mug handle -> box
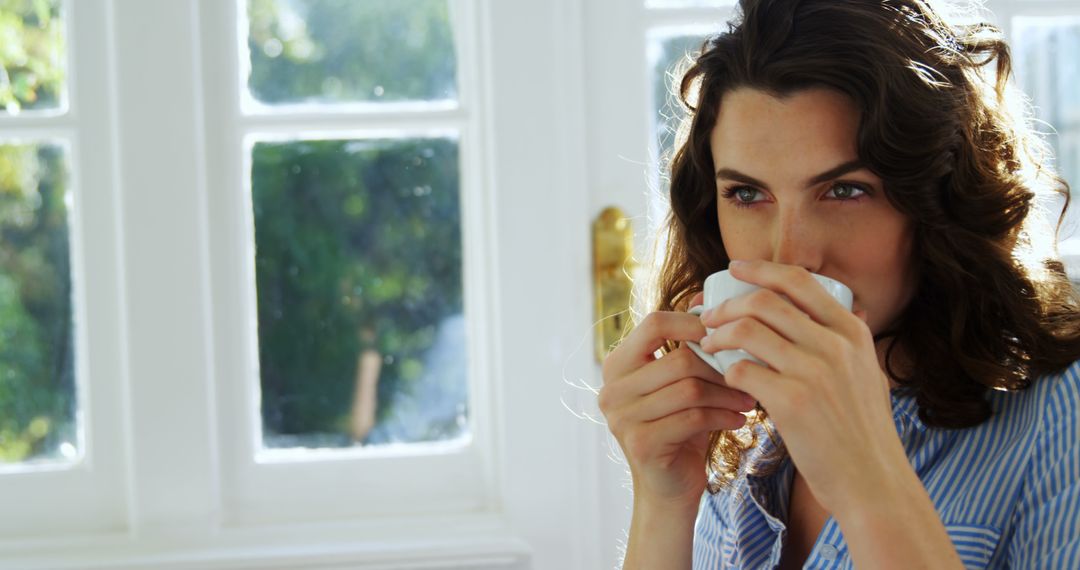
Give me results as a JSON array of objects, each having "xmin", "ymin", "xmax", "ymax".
[
  {"xmin": 685, "ymin": 305, "xmax": 724, "ymax": 374},
  {"xmin": 687, "ymin": 304, "xmax": 769, "ymax": 375}
]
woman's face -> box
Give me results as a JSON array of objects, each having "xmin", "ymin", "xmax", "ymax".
[{"xmin": 709, "ymin": 87, "xmax": 916, "ymax": 336}]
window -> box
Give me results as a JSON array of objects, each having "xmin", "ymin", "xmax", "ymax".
[
  {"xmin": 0, "ymin": 0, "xmax": 76, "ymax": 472},
  {"xmin": 1012, "ymin": 16, "xmax": 1080, "ymax": 242},
  {"xmin": 647, "ymin": 27, "xmax": 712, "ymax": 220},
  {"xmin": 3, "ymin": 0, "xmax": 527, "ymax": 564},
  {"xmin": 0, "ymin": 0, "xmax": 128, "ymax": 541},
  {"xmin": 240, "ymin": 0, "xmax": 469, "ymax": 458},
  {"xmin": 1008, "ymin": 11, "xmax": 1080, "ymax": 201},
  {"xmin": 0, "ymin": 139, "xmax": 77, "ymax": 469},
  {"xmin": 982, "ymin": 1, "xmax": 1080, "ymax": 261},
  {"xmin": 199, "ymin": 0, "xmax": 495, "ymax": 527}
]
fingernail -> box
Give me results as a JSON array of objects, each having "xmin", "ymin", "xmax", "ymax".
[{"xmin": 699, "ymin": 336, "xmax": 709, "ymax": 349}]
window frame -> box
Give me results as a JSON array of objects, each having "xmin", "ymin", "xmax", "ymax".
[
  {"xmin": 203, "ymin": 0, "xmax": 507, "ymax": 528},
  {"xmin": 5, "ymin": 0, "xmax": 545, "ymax": 566},
  {"xmin": 0, "ymin": 0, "xmax": 130, "ymax": 541}
]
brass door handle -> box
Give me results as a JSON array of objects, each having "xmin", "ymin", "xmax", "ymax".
[{"xmin": 593, "ymin": 207, "xmax": 637, "ymax": 362}]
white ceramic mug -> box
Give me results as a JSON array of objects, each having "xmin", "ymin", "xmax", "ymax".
[{"xmin": 685, "ymin": 269, "xmax": 853, "ymax": 374}]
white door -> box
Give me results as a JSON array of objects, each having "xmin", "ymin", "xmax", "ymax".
[{"xmin": 578, "ymin": 3, "xmax": 738, "ymax": 568}]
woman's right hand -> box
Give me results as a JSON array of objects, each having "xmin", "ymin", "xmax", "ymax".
[{"xmin": 598, "ymin": 292, "xmax": 757, "ymax": 509}]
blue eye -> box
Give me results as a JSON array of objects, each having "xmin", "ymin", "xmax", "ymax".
[
  {"xmin": 721, "ymin": 186, "xmax": 763, "ymax": 208},
  {"xmin": 734, "ymin": 187, "xmax": 758, "ymax": 202},
  {"xmin": 826, "ymin": 183, "xmax": 868, "ymax": 200}
]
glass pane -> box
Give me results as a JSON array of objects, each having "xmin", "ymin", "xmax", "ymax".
[
  {"xmin": 251, "ymin": 137, "xmax": 467, "ymax": 451},
  {"xmin": 649, "ymin": 32, "xmax": 708, "ymax": 170},
  {"xmin": 1013, "ymin": 18, "xmax": 1080, "ymax": 196},
  {"xmin": 245, "ymin": 0, "xmax": 458, "ymax": 106},
  {"xmin": 648, "ymin": 30, "xmax": 707, "ymax": 234},
  {"xmin": 0, "ymin": 142, "xmax": 78, "ymax": 469},
  {"xmin": 0, "ymin": 0, "xmax": 66, "ymax": 114}
]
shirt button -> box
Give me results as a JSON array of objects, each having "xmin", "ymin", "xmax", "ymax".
[{"xmin": 820, "ymin": 544, "xmax": 839, "ymax": 561}]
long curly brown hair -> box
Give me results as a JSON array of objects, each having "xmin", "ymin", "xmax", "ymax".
[{"xmin": 651, "ymin": 0, "xmax": 1080, "ymax": 492}]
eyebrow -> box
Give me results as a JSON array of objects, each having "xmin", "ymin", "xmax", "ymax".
[{"xmin": 715, "ymin": 159, "xmax": 866, "ymax": 188}]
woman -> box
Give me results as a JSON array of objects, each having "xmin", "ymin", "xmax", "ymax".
[{"xmin": 598, "ymin": 0, "xmax": 1080, "ymax": 568}]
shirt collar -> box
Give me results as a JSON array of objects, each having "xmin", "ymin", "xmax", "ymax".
[{"xmin": 890, "ymin": 388, "xmax": 927, "ymax": 433}]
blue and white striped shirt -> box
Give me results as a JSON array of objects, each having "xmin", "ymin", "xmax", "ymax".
[{"xmin": 692, "ymin": 360, "xmax": 1080, "ymax": 569}]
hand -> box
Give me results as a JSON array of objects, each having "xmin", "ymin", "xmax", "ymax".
[
  {"xmin": 599, "ymin": 294, "xmax": 757, "ymax": 509},
  {"xmin": 697, "ymin": 260, "xmax": 905, "ymax": 516}
]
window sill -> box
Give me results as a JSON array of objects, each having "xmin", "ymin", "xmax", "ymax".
[{"xmin": 2, "ymin": 515, "xmax": 531, "ymax": 570}]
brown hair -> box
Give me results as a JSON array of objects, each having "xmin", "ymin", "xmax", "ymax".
[{"xmin": 652, "ymin": 0, "xmax": 1080, "ymax": 492}]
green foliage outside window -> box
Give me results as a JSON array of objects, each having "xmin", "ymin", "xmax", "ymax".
[
  {"xmin": 252, "ymin": 138, "xmax": 464, "ymax": 446},
  {"xmin": 0, "ymin": 143, "xmax": 75, "ymax": 463},
  {"xmin": 246, "ymin": 0, "xmax": 466, "ymax": 447},
  {"xmin": 0, "ymin": 0, "xmax": 64, "ymax": 113},
  {"xmin": 247, "ymin": 0, "xmax": 457, "ymax": 104},
  {"xmin": 0, "ymin": 0, "xmax": 72, "ymax": 465}
]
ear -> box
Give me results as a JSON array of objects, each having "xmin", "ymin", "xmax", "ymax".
[{"xmin": 689, "ymin": 291, "xmax": 705, "ymax": 308}]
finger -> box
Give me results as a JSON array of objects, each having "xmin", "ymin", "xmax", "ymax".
[
  {"xmin": 623, "ymin": 377, "xmax": 757, "ymax": 424},
  {"xmin": 722, "ymin": 357, "xmax": 786, "ymax": 409},
  {"xmin": 604, "ymin": 347, "xmax": 732, "ymax": 409},
  {"xmin": 700, "ymin": 287, "xmax": 827, "ymax": 351},
  {"xmin": 603, "ymin": 311, "xmax": 708, "ymax": 382},
  {"xmin": 699, "ymin": 316, "xmax": 809, "ymax": 374},
  {"xmin": 728, "ymin": 260, "xmax": 853, "ymax": 330},
  {"xmin": 635, "ymin": 407, "xmax": 748, "ymax": 456}
]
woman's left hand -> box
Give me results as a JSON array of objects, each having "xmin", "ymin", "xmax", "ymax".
[{"xmin": 698, "ymin": 259, "xmax": 908, "ymax": 517}]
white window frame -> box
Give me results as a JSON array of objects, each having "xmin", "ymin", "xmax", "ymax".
[
  {"xmin": 0, "ymin": 0, "xmax": 130, "ymax": 541},
  {"xmin": 200, "ymin": 0, "xmax": 502, "ymax": 527}
]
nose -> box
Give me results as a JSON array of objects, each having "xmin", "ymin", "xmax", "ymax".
[{"xmin": 770, "ymin": 207, "xmax": 824, "ymax": 272}]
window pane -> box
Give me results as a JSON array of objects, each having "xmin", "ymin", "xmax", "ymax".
[
  {"xmin": 649, "ymin": 32, "xmax": 707, "ymax": 169},
  {"xmin": 251, "ymin": 137, "xmax": 467, "ymax": 451},
  {"xmin": 0, "ymin": 142, "xmax": 78, "ymax": 469},
  {"xmin": 245, "ymin": 0, "xmax": 458, "ymax": 106},
  {"xmin": 1013, "ymin": 18, "xmax": 1080, "ymax": 195},
  {"xmin": 0, "ymin": 0, "xmax": 66, "ymax": 114}
]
